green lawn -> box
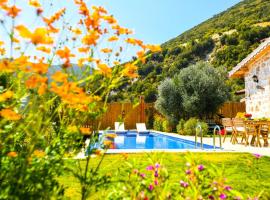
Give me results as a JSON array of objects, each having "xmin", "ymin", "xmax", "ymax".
[{"xmin": 60, "ymin": 153, "xmax": 270, "ymax": 199}]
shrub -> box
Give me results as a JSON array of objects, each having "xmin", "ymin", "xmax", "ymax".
[
  {"xmin": 162, "ymin": 119, "xmax": 171, "ymax": 132},
  {"xmin": 176, "ymin": 119, "xmax": 185, "ymax": 134},
  {"xmin": 153, "ymin": 115, "xmax": 164, "ymax": 132},
  {"xmin": 183, "ymin": 118, "xmax": 198, "ymax": 135},
  {"xmin": 183, "ymin": 118, "xmax": 208, "ymax": 136}
]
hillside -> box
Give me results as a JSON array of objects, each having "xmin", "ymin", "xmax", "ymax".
[{"xmin": 109, "ymin": 0, "xmax": 270, "ymax": 103}]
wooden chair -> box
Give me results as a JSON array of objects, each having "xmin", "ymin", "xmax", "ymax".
[
  {"xmin": 258, "ymin": 122, "xmax": 269, "ymax": 147},
  {"xmin": 243, "ymin": 120, "xmax": 257, "ymax": 146},
  {"xmin": 232, "ymin": 118, "xmax": 249, "ymax": 145},
  {"xmin": 221, "ymin": 118, "xmax": 235, "ymax": 143}
]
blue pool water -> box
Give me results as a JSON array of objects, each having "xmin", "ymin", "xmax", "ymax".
[{"xmin": 100, "ymin": 131, "xmax": 216, "ymax": 150}]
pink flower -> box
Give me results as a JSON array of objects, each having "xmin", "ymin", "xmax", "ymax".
[
  {"xmin": 154, "ymin": 170, "xmax": 159, "ymax": 177},
  {"xmin": 208, "ymin": 195, "xmax": 214, "ymax": 200},
  {"xmin": 220, "ymin": 194, "xmax": 227, "ymax": 199},
  {"xmin": 253, "ymin": 153, "xmax": 262, "ymax": 159},
  {"xmin": 180, "ymin": 180, "xmax": 189, "ymax": 188},
  {"xmin": 148, "ymin": 184, "xmax": 154, "ymax": 191},
  {"xmin": 155, "ymin": 163, "xmax": 160, "ymax": 168},
  {"xmin": 224, "ymin": 185, "xmax": 232, "ymax": 191},
  {"xmin": 146, "ymin": 165, "xmax": 154, "ymax": 170},
  {"xmin": 185, "ymin": 169, "xmax": 191, "ymax": 175},
  {"xmin": 140, "ymin": 173, "xmax": 146, "ymax": 178},
  {"xmin": 198, "ymin": 164, "xmax": 204, "ymax": 171},
  {"xmin": 154, "ymin": 179, "xmax": 158, "ymax": 185}
]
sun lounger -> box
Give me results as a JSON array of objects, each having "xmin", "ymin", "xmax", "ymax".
[
  {"xmin": 115, "ymin": 122, "xmax": 126, "ymax": 133},
  {"xmin": 136, "ymin": 123, "xmax": 149, "ymax": 134}
]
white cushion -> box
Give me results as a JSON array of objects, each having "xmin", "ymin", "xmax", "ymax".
[
  {"xmin": 136, "ymin": 123, "xmax": 147, "ymax": 132},
  {"xmin": 235, "ymin": 127, "xmax": 245, "ymax": 132},
  {"xmin": 225, "ymin": 127, "xmax": 233, "ymax": 132}
]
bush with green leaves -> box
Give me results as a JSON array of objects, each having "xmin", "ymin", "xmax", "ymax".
[
  {"xmin": 176, "ymin": 119, "xmax": 185, "ymax": 134},
  {"xmin": 153, "ymin": 114, "xmax": 164, "ymax": 132},
  {"xmin": 162, "ymin": 119, "xmax": 171, "ymax": 132},
  {"xmin": 183, "ymin": 118, "xmax": 208, "ymax": 136},
  {"xmin": 155, "ymin": 62, "xmax": 230, "ymax": 124}
]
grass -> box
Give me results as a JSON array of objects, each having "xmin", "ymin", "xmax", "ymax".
[{"xmin": 59, "ymin": 153, "xmax": 270, "ymax": 200}]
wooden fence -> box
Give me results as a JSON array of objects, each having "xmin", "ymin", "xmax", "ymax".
[{"xmin": 96, "ymin": 101, "xmax": 245, "ymax": 130}]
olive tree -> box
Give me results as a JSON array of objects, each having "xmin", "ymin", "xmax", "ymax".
[{"xmin": 155, "ymin": 62, "xmax": 230, "ymax": 123}]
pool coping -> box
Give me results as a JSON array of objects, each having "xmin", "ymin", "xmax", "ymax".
[
  {"xmin": 101, "ymin": 130, "xmax": 228, "ymax": 154},
  {"xmin": 78, "ymin": 130, "xmax": 268, "ymax": 156}
]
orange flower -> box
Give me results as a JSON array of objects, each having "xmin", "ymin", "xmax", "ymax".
[
  {"xmin": 103, "ymin": 140, "xmax": 112, "ymax": 147},
  {"xmin": 106, "ymin": 133, "xmax": 117, "ymax": 139},
  {"xmin": 15, "ymin": 25, "xmax": 53, "ymax": 45},
  {"xmin": 0, "ymin": 90, "xmax": 13, "ymax": 102},
  {"xmin": 14, "ymin": 56, "xmax": 29, "ymax": 71},
  {"xmin": 12, "ymin": 37, "xmax": 20, "ymax": 43},
  {"xmin": 72, "ymin": 28, "xmax": 82, "ymax": 35},
  {"xmin": 43, "ymin": 8, "xmax": 66, "ymax": 28},
  {"xmin": 97, "ymin": 63, "xmax": 112, "ymax": 76},
  {"xmin": 29, "ymin": 0, "xmax": 41, "ymax": 7},
  {"xmin": 75, "ymin": 0, "xmax": 89, "ymax": 16},
  {"xmin": 108, "ymin": 36, "xmax": 118, "ymax": 42},
  {"xmin": 5, "ymin": 5, "xmax": 21, "ymax": 18},
  {"xmin": 78, "ymin": 47, "xmax": 89, "ymax": 53},
  {"xmin": 33, "ymin": 150, "xmax": 45, "ymax": 158},
  {"xmin": 0, "ymin": 108, "xmax": 21, "ymax": 121},
  {"xmin": 80, "ymin": 127, "xmax": 91, "ymax": 134},
  {"xmin": 7, "ymin": 151, "xmax": 17, "ymax": 157},
  {"xmin": 92, "ymin": 6, "xmax": 107, "ymax": 14},
  {"xmin": 56, "ymin": 46, "xmax": 75, "ymax": 67},
  {"xmin": 56, "ymin": 46, "xmax": 75, "ymax": 59},
  {"xmin": 26, "ymin": 75, "xmax": 47, "ymax": 89},
  {"xmin": 51, "ymin": 71, "xmax": 68, "ymax": 82},
  {"xmin": 0, "ymin": 48, "xmax": 5, "ymax": 55},
  {"xmin": 77, "ymin": 58, "xmax": 86, "ymax": 67},
  {"xmin": 113, "ymin": 61, "xmax": 120, "ymax": 65},
  {"xmin": 126, "ymin": 38, "xmax": 144, "ymax": 46},
  {"xmin": 146, "ymin": 44, "xmax": 162, "ymax": 52},
  {"xmin": 136, "ymin": 50, "xmax": 146, "ymax": 63},
  {"xmin": 0, "ymin": 0, "xmax": 8, "ymax": 6},
  {"xmin": 82, "ymin": 31, "xmax": 100, "ymax": 46},
  {"xmin": 112, "ymin": 25, "xmax": 133, "ymax": 35},
  {"xmin": 123, "ymin": 63, "xmax": 138, "ymax": 78},
  {"xmin": 102, "ymin": 15, "xmax": 117, "ymax": 24},
  {"xmin": 38, "ymin": 83, "xmax": 47, "ymax": 95},
  {"xmin": 93, "ymin": 149, "xmax": 103, "ymax": 156},
  {"xmin": 30, "ymin": 61, "xmax": 49, "ymax": 74},
  {"xmin": 36, "ymin": 46, "xmax": 51, "ymax": 54},
  {"xmin": 0, "ymin": 59, "xmax": 15, "ymax": 73},
  {"xmin": 101, "ymin": 48, "xmax": 112, "ymax": 53}
]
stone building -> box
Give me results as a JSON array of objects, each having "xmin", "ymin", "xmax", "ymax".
[{"xmin": 229, "ymin": 37, "xmax": 270, "ymax": 118}]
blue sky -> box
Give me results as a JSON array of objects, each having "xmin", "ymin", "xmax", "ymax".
[
  {"xmin": 88, "ymin": 0, "xmax": 241, "ymax": 44},
  {"xmin": 0, "ymin": 0, "xmax": 242, "ymax": 63}
]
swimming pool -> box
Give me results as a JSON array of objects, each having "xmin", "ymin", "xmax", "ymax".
[{"xmin": 100, "ymin": 131, "xmax": 217, "ymax": 150}]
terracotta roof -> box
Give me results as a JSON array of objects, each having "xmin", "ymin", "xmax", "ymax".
[{"xmin": 229, "ymin": 37, "xmax": 270, "ymax": 78}]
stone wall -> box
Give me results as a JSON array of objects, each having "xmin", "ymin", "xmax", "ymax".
[{"xmin": 245, "ymin": 52, "xmax": 270, "ymax": 118}]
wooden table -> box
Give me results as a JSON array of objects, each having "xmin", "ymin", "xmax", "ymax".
[{"xmin": 244, "ymin": 120, "xmax": 270, "ymax": 147}]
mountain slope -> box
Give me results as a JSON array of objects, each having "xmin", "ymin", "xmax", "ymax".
[{"xmin": 109, "ymin": 0, "xmax": 270, "ymax": 103}]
